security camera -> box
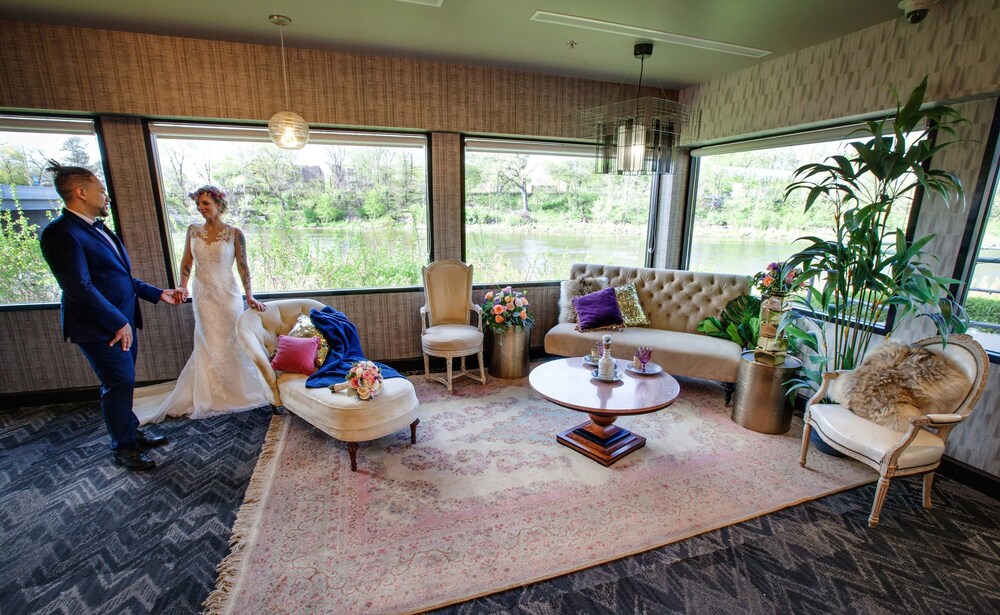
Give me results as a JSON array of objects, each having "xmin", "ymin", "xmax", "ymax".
[{"xmin": 898, "ymin": 0, "xmax": 935, "ymax": 24}]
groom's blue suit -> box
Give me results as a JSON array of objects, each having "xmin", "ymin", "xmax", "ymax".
[{"xmin": 40, "ymin": 209, "xmax": 163, "ymax": 450}]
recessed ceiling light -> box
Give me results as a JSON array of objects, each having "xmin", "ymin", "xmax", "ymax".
[{"xmin": 530, "ymin": 11, "xmax": 771, "ymax": 58}]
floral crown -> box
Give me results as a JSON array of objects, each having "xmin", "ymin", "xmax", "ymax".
[{"xmin": 188, "ymin": 186, "xmax": 227, "ymax": 202}]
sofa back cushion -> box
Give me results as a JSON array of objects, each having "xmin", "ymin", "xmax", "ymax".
[{"xmin": 565, "ymin": 264, "xmax": 750, "ymax": 333}]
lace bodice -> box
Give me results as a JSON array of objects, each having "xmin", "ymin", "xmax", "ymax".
[{"xmin": 190, "ymin": 224, "xmax": 239, "ymax": 292}]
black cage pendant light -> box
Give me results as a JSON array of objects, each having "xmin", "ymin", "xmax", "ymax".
[
  {"xmin": 267, "ymin": 14, "xmax": 310, "ymax": 150},
  {"xmin": 581, "ymin": 43, "xmax": 700, "ymax": 175}
]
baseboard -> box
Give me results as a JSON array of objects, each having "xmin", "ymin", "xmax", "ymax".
[{"xmin": 939, "ymin": 456, "xmax": 1000, "ymax": 501}]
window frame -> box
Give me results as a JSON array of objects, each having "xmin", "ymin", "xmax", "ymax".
[
  {"xmin": 0, "ymin": 112, "xmax": 113, "ymax": 311},
  {"xmin": 683, "ymin": 120, "xmax": 926, "ymax": 336},
  {"xmin": 146, "ymin": 120, "xmax": 433, "ymax": 296},
  {"xmin": 951, "ymin": 97, "xmax": 1000, "ymax": 363}
]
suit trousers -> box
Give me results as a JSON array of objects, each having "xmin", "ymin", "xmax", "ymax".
[{"xmin": 77, "ymin": 329, "xmax": 140, "ymax": 451}]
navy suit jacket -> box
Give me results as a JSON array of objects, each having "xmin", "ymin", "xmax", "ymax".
[{"xmin": 40, "ymin": 209, "xmax": 162, "ymax": 344}]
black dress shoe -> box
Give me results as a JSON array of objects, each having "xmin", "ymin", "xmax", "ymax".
[
  {"xmin": 136, "ymin": 429, "xmax": 168, "ymax": 449},
  {"xmin": 112, "ymin": 448, "xmax": 156, "ymax": 471}
]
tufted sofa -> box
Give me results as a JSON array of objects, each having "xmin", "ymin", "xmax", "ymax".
[{"xmin": 544, "ymin": 264, "xmax": 750, "ymax": 395}]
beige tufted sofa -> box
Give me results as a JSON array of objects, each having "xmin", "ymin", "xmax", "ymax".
[{"xmin": 544, "ymin": 264, "xmax": 750, "ymax": 397}]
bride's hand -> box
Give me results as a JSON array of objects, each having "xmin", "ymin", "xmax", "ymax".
[{"xmin": 247, "ymin": 297, "xmax": 266, "ymax": 312}]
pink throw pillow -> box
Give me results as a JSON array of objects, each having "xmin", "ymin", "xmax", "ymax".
[{"xmin": 270, "ymin": 334, "xmax": 320, "ymax": 375}]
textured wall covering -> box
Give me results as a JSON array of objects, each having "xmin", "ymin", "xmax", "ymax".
[
  {"xmin": 430, "ymin": 133, "xmax": 463, "ymax": 261},
  {"xmin": 0, "ymin": 21, "xmax": 669, "ymax": 139},
  {"xmin": 680, "ymin": 0, "xmax": 1000, "ymax": 144}
]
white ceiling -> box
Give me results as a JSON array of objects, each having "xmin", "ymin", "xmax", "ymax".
[{"xmin": 1, "ymin": 0, "xmax": 907, "ymax": 89}]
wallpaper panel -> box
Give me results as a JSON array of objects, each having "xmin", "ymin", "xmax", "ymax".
[
  {"xmin": 0, "ymin": 21, "xmax": 671, "ymax": 139},
  {"xmin": 680, "ymin": 0, "xmax": 1000, "ymax": 144},
  {"xmin": 430, "ymin": 133, "xmax": 463, "ymax": 261}
]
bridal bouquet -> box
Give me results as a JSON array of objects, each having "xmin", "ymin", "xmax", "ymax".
[{"xmin": 338, "ymin": 360, "xmax": 383, "ymax": 401}]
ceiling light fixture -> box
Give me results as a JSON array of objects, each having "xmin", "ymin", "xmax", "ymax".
[
  {"xmin": 267, "ymin": 14, "xmax": 309, "ymax": 150},
  {"xmin": 581, "ymin": 43, "xmax": 700, "ymax": 175},
  {"xmin": 531, "ymin": 11, "xmax": 770, "ymax": 58}
]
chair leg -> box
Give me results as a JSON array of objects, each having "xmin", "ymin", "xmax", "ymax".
[
  {"xmin": 869, "ymin": 476, "xmax": 891, "ymax": 528},
  {"xmin": 799, "ymin": 422, "xmax": 812, "ymax": 467},
  {"xmin": 723, "ymin": 382, "xmax": 735, "ymax": 406},
  {"xmin": 478, "ymin": 350, "xmax": 487, "ymax": 384},
  {"xmin": 923, "ymin": 472, "xmax": 935, "ymax": 510},
  {"xmin": 446, "ymin": 355, "xmax": 454, "ymax": 392},
  {"xmin": 410, "ymin": 418, "xmax": 420, "ymax": 444},
  {"xmin": 423, "ymin": 353, "xmax": 431, "ymax": 381},
  {"xmin": 347, "ymin": 442, "xmax": 359, "ymax": 472}
]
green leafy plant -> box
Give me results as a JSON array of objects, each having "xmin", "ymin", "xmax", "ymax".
[
  {"xmin": 696, "ymin": 294, "xmax": 762, "ymax": 350},
  {"xmin": 781, "ymin": 76, "xmax": 969, "ymax": 394}
]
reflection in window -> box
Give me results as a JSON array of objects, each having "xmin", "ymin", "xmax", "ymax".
[
  {"xmin": 150, "ymin": 125, "xmax": 428, "ymax": 292},
  {"xmin": 0, "ymin": 116, "xmax": 105, "ymax": 305},
  {"xmin": 464, "ymin": 139, "xmax": 654, "ymax": 283},
  {"xmin": 688, "ymin": 137, "xmax": 913, "ymax": 276}
]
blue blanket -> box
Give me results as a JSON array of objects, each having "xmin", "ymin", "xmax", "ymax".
[{"xmin": 305, "ymin": 306, "xmax": 403, "ymax": 388}]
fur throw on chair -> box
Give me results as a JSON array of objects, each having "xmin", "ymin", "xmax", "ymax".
[{"xmin": 829, "ymin": 341, "xmax": 971, "ymax": 431}]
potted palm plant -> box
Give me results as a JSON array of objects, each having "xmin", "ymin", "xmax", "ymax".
[{"xmin": 782, "ymin": 76, "xmax": 969, "ymax": 398}]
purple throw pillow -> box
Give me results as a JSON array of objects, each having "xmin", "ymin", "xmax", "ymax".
[{"xmin": 573, "ymin": 287, "xmax": 624, "ymax": 331}]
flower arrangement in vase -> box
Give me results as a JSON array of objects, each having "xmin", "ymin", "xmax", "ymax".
[
  {"xmin": 480, "ymin": 286, "xmax": 535, "ymax": 333},
  {"xmin": 751, "ymin": 261, "xmax": 804, "ymax": 365}
]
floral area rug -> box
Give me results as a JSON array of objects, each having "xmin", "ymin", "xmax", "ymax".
[{"xmin": 204, "ymin": 373, "xmax": 873, "ymax": 614}]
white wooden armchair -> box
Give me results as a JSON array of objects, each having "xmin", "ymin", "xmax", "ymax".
[
  {"xmin": 800, "ymin": 334, "xmax": 989, "ymax": 527},
  {"xmin": 420, "ymin": 259, "xmax": 487, "ymax": 392}
]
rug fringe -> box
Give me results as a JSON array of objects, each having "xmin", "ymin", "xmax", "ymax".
[{"xmin": 202, "ymin": 412, "xmax": 286, "ymax": 615}]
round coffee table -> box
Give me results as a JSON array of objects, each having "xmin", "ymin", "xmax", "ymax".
[{"xmin": 528, "ymin": 357, "xmax": 681, "ymax": 466}]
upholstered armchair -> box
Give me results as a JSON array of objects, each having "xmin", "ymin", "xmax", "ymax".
[
  {"xmin": 800, "ymin": 334, "xmax": 989, "ymax": 527},
  {"xmin": 420, "ymin": 259, "xmax": 487, "ymax": 392},
  {"xmin": 237, "ymin": 298, "xmax": 419, "ymax": 471}
]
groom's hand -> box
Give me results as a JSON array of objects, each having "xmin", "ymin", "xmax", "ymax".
[
  {"xmin": 160, "ymin": 289, "xmax": 183, "ymax": 305},
  {"xmin": 110, "ymin": 323, "xmax": 133, "ymax": 351}
]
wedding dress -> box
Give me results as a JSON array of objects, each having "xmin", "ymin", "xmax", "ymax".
[{"xmin": 133, "ymin": 224, "xmax": 270, "ymax": 424}]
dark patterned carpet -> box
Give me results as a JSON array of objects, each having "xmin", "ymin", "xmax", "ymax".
[
  {"xmin": 0, "ymin": 402, "xmax": 272, "ymax": 615},
  {"xmin": 2, "ymin": 402, "xmax": 998, "ymax": 615}
]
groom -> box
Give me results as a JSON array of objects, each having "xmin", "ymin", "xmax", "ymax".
[{"xmin": 40, "ymin": 161, "xmax": 182, "ymax": 471}]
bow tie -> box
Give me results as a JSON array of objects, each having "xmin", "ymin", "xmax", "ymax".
[{"xmin": 92, "ymin": 219, "xmax": 107, "ymax": 231}]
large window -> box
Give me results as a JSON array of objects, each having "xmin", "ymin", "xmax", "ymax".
[
  {"xmin": 0, "ymin": 116, "xmax": 105, "ymax": 305},
  {"xmin": 963, "ymin": 163, "xmax": 1000, "ymax": 355},
  {"xmin": 150, "ymin": 124, "xmax": 428, "ymax": 293},
  {"xmin": 688, "ymin": 129, "xmax": 913, "ymax": 276},
  {"xmin": 464, "ymin": 139, "xmax": 654, "ymax": 283}
]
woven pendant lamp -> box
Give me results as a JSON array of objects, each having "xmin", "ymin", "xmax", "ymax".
[{"xmin": 267, "ymin": 15, "xmax": 309, "ymax": 150}]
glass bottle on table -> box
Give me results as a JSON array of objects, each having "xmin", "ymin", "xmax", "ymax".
[{"xmin": 598, "ymin": 334, "xmax": 615, "ymax": 379}]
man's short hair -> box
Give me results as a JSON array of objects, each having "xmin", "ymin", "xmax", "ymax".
[{"xmin": 46, "ymin": 159, "xmax": 96, "ymax": 202}]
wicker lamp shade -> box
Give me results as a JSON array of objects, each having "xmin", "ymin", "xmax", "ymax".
[{"xmin": 268, "ymin": 110, "xmax": 309, "ymax": 150}]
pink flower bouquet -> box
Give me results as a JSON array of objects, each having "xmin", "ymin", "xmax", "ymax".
[{"xmin": 333, "ymin": 360, "xmax": 384, "ymax": 400}]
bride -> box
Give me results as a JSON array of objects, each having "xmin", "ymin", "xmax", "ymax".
[{"xmin": 134, "ymin": 185, "xmax": 270, "ymax": 423}]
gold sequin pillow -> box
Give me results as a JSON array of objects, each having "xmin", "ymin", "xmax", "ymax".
[
  {"xmin": 288, "ymin": 314, "xmax": 330, "ymax": 368},
  {"xmin": 614, "ymin": 283, "xmax": 650, "ymax": 327}
]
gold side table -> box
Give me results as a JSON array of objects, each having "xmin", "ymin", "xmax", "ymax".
[{"xmin": 731, "ymin": 351, "xmax": 802, "ymax": 434}]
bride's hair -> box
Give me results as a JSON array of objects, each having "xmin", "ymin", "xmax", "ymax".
[{"xmin": 189, "ymin": 185, "xmax": 228, "ymax": 213}]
